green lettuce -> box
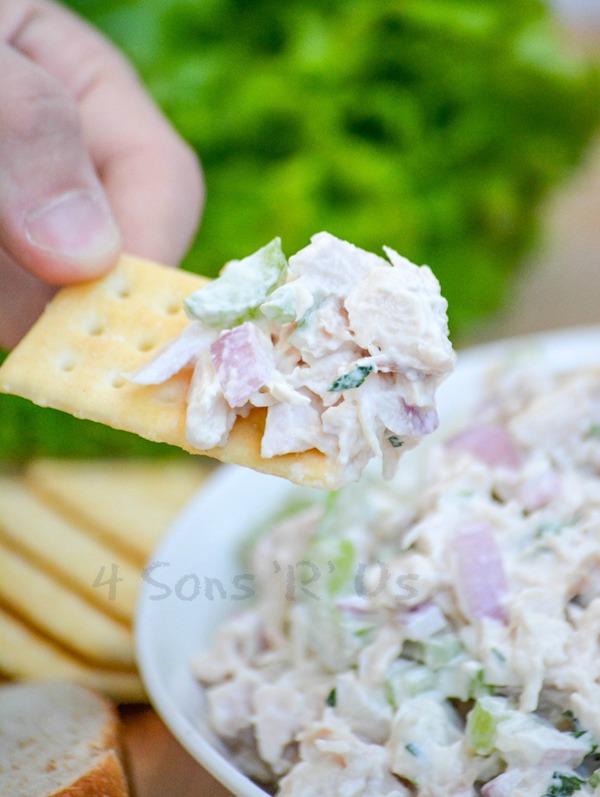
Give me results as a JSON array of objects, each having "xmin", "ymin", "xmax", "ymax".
[{"xmin": 1, "ymin": 0, "xmax": 599, "ymax": 461}]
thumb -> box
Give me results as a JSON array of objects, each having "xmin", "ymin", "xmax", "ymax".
[{"xmin": 0, "ymin": 43, "xmax": 121, "ymax": 286}]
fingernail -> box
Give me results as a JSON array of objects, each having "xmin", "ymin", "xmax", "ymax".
[{"xmin": 24, "ymin": 189, "xmax": 121, "ymax": 265}]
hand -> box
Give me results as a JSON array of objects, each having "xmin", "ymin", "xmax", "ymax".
[{"xmin": 0, "ymin": 0, "xmax": 204, "ymax": 348}]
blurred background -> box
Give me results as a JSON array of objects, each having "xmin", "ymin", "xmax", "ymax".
[{"xmin": 1, "ymin": 0, "xmax": 599, "ymax": 461}]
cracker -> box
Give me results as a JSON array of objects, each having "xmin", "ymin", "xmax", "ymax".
[
  {"xmin": 0, "ymin": 542, "xmax": 134, "ymax": 668},
  {"xmin": 0, "ymin": 255, "xmax": 343, "ymax": 489},
  {"xmin": 24, "ymin": 459, "xmax": 210, "ymax": 562},
  {"xmin": 0, "ymin": 478, "xmax": 140, "ymax": 623},
  {"xmin": 0, "ymin": 607, "xmax": 144, "ymax": 703}
]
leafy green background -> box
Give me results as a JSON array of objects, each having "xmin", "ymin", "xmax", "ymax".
[{"xmin": 1, "ymin": 0, "xmax": 599, "ymax": 462}]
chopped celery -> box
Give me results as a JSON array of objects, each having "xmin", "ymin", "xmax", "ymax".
[
  {"xmin": 260, "ymin": 283, "xmax": 298, "ymax": 323},
  {"xmin": 385, "ymin": 661, "xmax": 436, "ymax": 708},
  {"xmin": 468, "ymin": 666, "xmax": 494, "ymax": 699},
  {"xmin": 435, "ymin": 662, "xmax": 475, "ymax": 701},
  {"xmin": 424, "ymin": 634, "xmax": 464, "ymax": 670},
  {"xmin": 466, "ymin": 696, "xmax": 510, "ymax": 755},
  {"xmin": 327, "ymin": 539, "xmax": 355, "ymax": 596},
  {"xmin": 184, "ymin": 238, "xmax": 287, "ymax": 327},
  {"xmin": 587, "ymin": 770, "xmax": 600, "ymax": 789},
  {"xmin": 303, "ymin": 488, "xmax": 362, "ymax": 597}
]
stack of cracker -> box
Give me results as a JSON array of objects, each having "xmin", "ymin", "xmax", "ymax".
[{"xmin": 0, "ymin": 458, "xmax": 209, "ymax": 703}]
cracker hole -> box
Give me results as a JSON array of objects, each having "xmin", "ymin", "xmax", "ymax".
[
  {"xmin": 137, "ymin": 338, "xmax": 156, "ymax": 353},
  {"xmin": 108, "ymin": 278, "xmax": 132, "ymax": 299},
  {"xmin": 56, "ymin": 352, "xmax": 77, "ymax": 373},
  {"xmin": 165, "ymin": 300, "xmax": 181, "ymax": 316},
  {"xmin": 110, "ymin": 374, "xmax": 127, "ymax": 389},
  {"xmin": 87, "ymin": 319, "xmax": 106, "ymax": 336}
]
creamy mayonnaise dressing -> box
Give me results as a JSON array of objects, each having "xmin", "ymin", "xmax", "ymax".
[{"xmin": 192, "ymin": 366, "xmax": 600, "ymax": 796}]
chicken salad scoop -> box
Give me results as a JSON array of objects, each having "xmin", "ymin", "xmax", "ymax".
[{"xmin": 130, "ymin": 232, "xmax": 455, "ymax": 484}]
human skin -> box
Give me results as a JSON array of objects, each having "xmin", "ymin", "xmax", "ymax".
[{"xmin": 0, "ymin": 0, "xmax": 204, "ymax": 348}]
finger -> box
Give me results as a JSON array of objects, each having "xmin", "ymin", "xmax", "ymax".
[
  {"xmin": 0, "ymin": 42, "xmax": 122, "ymax": 285},
  {"xmin": 0, "ymin": 248, "xmax": 55, "ymax": 349},
  {"xmin": 3, "ymin": 0, "xmax": 204, "ymax": 267}
]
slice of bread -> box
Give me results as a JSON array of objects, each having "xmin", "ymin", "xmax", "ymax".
[{"xmin": 0, "ymin": 680, "xmax": 129, "ymax": 797}]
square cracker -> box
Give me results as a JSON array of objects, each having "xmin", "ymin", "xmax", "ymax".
[
  {"xmin": 24, "ymin": 459, "xmax": 211, "ymax": 562},
  {"xmin": 0, "ymin": 255, "xmax": 343, "ymax": 489},
  {"xmin": 0, "ymin": 606, "xmax": 144, "ymax": 703},
  {"xmin": 0, "ymin": 477, "xmax": 141, "ymax": 624}
]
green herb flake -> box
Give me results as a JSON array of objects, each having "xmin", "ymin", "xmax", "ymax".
[
  {"xmin": 353, "ymin": 626, "xmax": 375, "ymax": 639},
  {"xmin": 326, "ymin": 688, "xmax": 337, "ymax": 707},
  {"xmin": 405, "ymin": 742, "xmax": 419, "ymax": 757},
  {"xmin": 543, "ymin": 771, "xmax": 585, "ymax": 797},
  {"xmin": 328, "ymin": 364, "xmax": 374, "ymax": 392},
  {"xmin": 559, "ymin": 711, "xmax": 599, "ymax": 753},
  {"xmin": 586, "ymin": 423, "xmax": 600, "ymax": 440},
  {"xmin": 387, "ymin": 435, "xmax": 404, "ymax": 448},
  {"xmin": 561, "ymin": 710, "xmax": 586, "ymax": 738}
]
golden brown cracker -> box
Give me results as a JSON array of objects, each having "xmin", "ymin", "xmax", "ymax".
[
  {"xmin": 0, "ymin": 478, "xmax": 140, "ymax": 623},
  {"xmin": 0, "ymin": 542, "xmax": 134, "ymax": 668},
  {"xmin": 0, "ymin": 255, "xmax": 343, "ymax": 489},
  {"xmin": 0, "ymin": 607, "xmax": 144, "ymax": 703},
  {"xmin": 25, "ymin": 459, "xmax": 209, "ymax": 563}
]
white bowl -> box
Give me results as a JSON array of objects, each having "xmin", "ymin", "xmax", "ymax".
[{"xmin": 136, "ymin": 325, "xmax": 600, "ymax": 797}]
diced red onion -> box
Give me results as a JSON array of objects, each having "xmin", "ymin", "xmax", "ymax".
[
  {"xmin": 334, "ymin": 596, "xmax": 379, "ymax": 618},
  {"xmin": 446, "ymin": 424, "xmax": 521, "ymax": 468},
  {"xmin": 210, "ymin": 322, "xmax": 275, "ymax": 408},
  {"xmin": 402, "ymin": 401, "xmax": 439, "ymax": 436},
  {"xmin": 453, "ymin": 523, "xmax": 507, "ymax": 622},
  {"xmin": 127, "ymin": 322, "xmax": 208, "ymax": 385}
]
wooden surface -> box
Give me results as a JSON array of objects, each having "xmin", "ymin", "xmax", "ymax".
[
  {"xmin": 121, "ymin": 705, "xmax": 232, "ymax": 797},
  {"xmin": 120, "ymin": 26, "xmax": 600, "ymax": 797}
]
